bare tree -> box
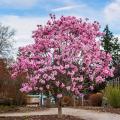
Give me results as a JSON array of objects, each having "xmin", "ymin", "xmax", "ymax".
[{"xmin": 0, "ymin": 23, "xmax": 15, "ymax": 58}]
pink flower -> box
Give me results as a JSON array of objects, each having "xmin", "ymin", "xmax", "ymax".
[
  {"xmin": 90, "ymin": 86, "xmax": 94, "ymax": 90},
  {"xmin": 46, "ymin": 85, "xmax": 50, "ymax": 89},
  {"xmin": 39, "ymin": 87, "xmax": 43, "ymax": 91},
  {"xmin": 65, "ymin": 64, "xmax": 69, "ymax": 69},
  {"xmin": 20, "ymin": 85, "xmax": 32, "ymax": 93},
  {"xmin": 95, "ymin": 76, "xmax": 104, "ymax": 83},
  {"xmin": 79, "ymin": 76, "xmax": 83, "ymax": 82},
  {"xmin": 43, "ymin": 74, "xmax": 48, "ymax": 79},
  {"xmin": 57, "ymin": 94, "xmax": 63, "ymax": 98},
  {"xmin": 53, "ymin": 71, "xmax": 57, "ymax": 75},
  {"xmin": 56, "ymin": 81, "xmax": 60, "ymax": 87},
  {"xmin": 61, "ymin": 83, "xmax": 65, "ymax": 88},
  {"xmin": 78, "ymin": 85, "xmax": 83, "ymax": 90},
  {"xmin": 66, "ymin": 86, "xmax": 71, "ymax": 91},
  {"xmin": 40, "ymin": 80, "xmax": 45, "ymax": 84},
  {"xmin": 34, "ymin": 87, "xmax": 38, "ymax": 91},
  {"xmin": 11, "ymin": 14, "xmax": 113, "ymax": 98},
  {"xmin": 103, "ymin": 69, "xmax": 109, "ymax": 74}
]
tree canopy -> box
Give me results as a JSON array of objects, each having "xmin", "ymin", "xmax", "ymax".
[{"xmin": 11, "ymin": 15, "xmax": 114, "ymax": 97}]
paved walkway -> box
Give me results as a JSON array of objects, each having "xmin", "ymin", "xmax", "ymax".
[{"xmin": 0, "ymin": 108, "xmax": 120, "ymax": 120}]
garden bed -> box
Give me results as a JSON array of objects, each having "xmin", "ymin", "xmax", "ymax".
[
  {"xmin": 79, "ymin": 106, "xmax": 120, "ymax": 114},
  {"xmin": 0, "ymin": 115, "xmax": 84, "ymax": 120},
  {"xmin": 0, "ymin": 106, "xmax": 46, "ymax": 113}
]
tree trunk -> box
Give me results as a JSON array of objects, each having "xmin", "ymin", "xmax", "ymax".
[
  {"xmin": 73, "ymin": 95, "xmax": 76, "ymax": 107},
  {"xmin": 40, "ymin": 92, "xmax": 43, "ymax": 109},
  {"xmin": 58, "ymin": 98, "xmax": 62, "ymax": 118},
  {"xmin": 82, "ymin": 95, "xmax": 84, "ymax": 106}
]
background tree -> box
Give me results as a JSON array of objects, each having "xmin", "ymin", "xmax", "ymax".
[
  {"xmin": 0, "ymin": 58, "xmax": 26, "ymax": 105},
  {"xmin": 102, "ymin": 25, "xmax": 120, "ymax": 66},
  {"xmin": 11, "ymin": 15, "xmax": 114, "ymax": 118},
  {"xmin": 0, "ymin": 23, "xmax": 15, "ymax": 58},
  {"xmin": 102, "ymin": 25, "xmax": 113, "ymax": 53},
  {"xmin": 0, "ymin": 58, "xmax": 10, "ymax": 98}
]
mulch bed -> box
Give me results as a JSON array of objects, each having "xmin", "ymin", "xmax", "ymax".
[
  {"xmin": 79, "ymin": 106, "xmax": 120, "ymax": 114},
  {"xmin": 0, "ymin": 106, "xmax": 46, "ymax": 113},
  {"xmin": 0, "ymin": 115, "xmax": 84, "ymax": 120}
]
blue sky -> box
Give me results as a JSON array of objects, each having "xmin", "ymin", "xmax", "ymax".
[
  {"xmin": 0, "ymin": 0, "xmax": 108, "ymax": 16},
  {"xmin": 0, "ymin": 0, "xmax": 120, "ymax": 49}
]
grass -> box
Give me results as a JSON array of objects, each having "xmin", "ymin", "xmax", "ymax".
[{"xmin": 104, "ymin": 85, "xmax": 120, "ymax": 108}]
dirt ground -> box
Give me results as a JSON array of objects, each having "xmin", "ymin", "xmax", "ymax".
[
  {"xmin": 0, "ymin": 115, "xmax": 84, "ymax": 120},
  {"xmin": 79, "ymin": 106, "xmax": 120, "ymax": 114}
]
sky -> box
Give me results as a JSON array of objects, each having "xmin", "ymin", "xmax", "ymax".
[{"xmin": 0, "ymin": 0, "xmax": 120, "ymax": 52}]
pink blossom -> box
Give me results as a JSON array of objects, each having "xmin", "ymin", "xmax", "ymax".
[
  {"xmin": 89, "ymin": 86, "xmax": 94, "ymax": 90},
  {"xmin": 65, "ymin": 64, "xmax": 69, "ymax": 69},
  {"xmin": 46, "ymin": 85, "xmax": 50, "ymax": 89},
  {"xmin": 56, "ymin": 81, "xmax": 60, "ymax": 87},
  {"xmin": 11, "ymin": 14, "xmax": 114, "ymax": 97},
  {"xmin": 96, "ymin": 76, "xmax": 104, "ymax": 83},
  {"xmin": 43, "ymin": 74, "xmax": 48, "ymax": 79},
  {"xmin": 78, "ymin": 85, "xmax": 83, "ymax": 90},
  {"xmin": 52, "ymin": 71, "xmax": 57, "ymax": 75},
  {"xmin": 66, "ymin": 86, "xmax": 71, "ymax": 91},
  {"xmin": 39, "ymin": 87, "xmax": 43, "ymax": 91},
  {"xmin": 40, "ymin": 80, "xmax": 45, "ymax": 84},
  {"xmin": 61, "ymin": 83, "xmax": 65, "ymax": 88},
  {"xmin": 34, "ymin": 87, "xmax": 38, "ymax": 91},
  {"xmin": 57, "ymin": 94, "xmax": 63, "ymax": 98},
  {"xmin": 79, "ymin": 76, "xmax": 84, "ymax": 82}
]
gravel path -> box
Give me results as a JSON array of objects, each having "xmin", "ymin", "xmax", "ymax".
[{"xmin": 0, "ymin": 108, "xmax": 120, "ymax": 120}]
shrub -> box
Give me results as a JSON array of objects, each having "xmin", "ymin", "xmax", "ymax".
[
  {"xmin": 62, "ymin": 96, "xmax": 71, "ymax": 106},
  {"xmin": 89, "ymin": 92, "xmax": 103, "ymax": 106},
  {"xmin": 104, "ymin": 85, "xmax": 120, "ymax": 108}
]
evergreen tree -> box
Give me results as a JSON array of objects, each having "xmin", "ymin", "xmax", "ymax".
[
  {"xmin": 102, "ymin": 25, "xmax": 120, "ymax": 78},
  {"xmin": 102, "ymin": 25, "xmax": 120, "ymax": 66}
]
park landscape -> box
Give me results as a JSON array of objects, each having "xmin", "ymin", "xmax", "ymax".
[{"xmin": 0, "ymin": 0, "xmax": 120, "ymax": 120}]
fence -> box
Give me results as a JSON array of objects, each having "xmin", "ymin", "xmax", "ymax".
[{"xmin": 107, "ymin": 76, "xmax": 120, "ymax": 88}]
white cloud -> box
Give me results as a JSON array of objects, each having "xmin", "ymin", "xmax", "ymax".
[
  {"xmin": 51, "ymin": 3, "xmax": 100, "ymax": 22},
  {"xmin": 104, "ymin": 0, "xmax": 120, "ymax": 22},
  {"xmin": 0, "ymin": 0, "xmax": 39, "ymax": 8},
  {"xmin": 103, "ymin": 0, "xmax": 120, "ymax": 34},
  {"xmin": 52, "ymin": 4, "xmax": 85, "ymax": 12},
  {"xmin": 0, "ymin": 15, "xmax": 48, "ymax": 49}
]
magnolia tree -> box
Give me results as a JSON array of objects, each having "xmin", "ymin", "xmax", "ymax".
[{"xmin": 11, "ymin": 15, "xmax": 114, "ymax": 118}]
